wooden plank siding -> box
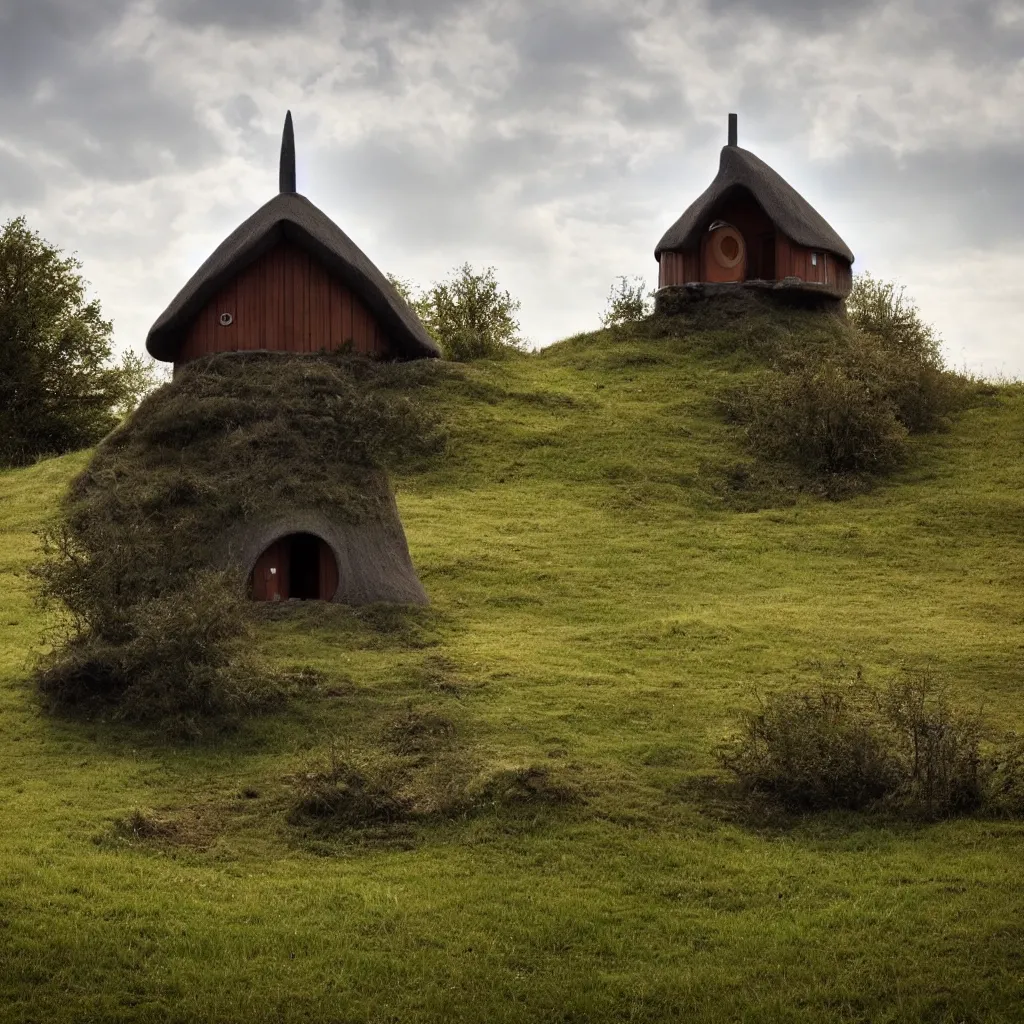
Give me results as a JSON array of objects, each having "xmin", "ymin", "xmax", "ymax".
[
  {"xmin": 176, "ymin": 240, "xmax": 393, "ymax": 368},
  {"xmin": 658, "ymin": 250, "xmax": 700, "ymax": 288},
  {"xmin": 660, "ymin": 233, "xmax": 852, "ymax": 297},
  {"xmin": 776, "ymin": 234, "xmax": 852, "ymax": 296},
  {"xmin": 657, "ymin": 189, "xmax": 852, "ymax": 298},
  {"xmin": 319, "ymin": 541, "xmax": 339, "ymax": 601},
  {"xmin": 250, "ymin": 539, "xmax": 288, "ymax": 602}
]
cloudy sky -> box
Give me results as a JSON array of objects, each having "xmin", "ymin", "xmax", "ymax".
[{"xmin": 2, "ymin": 0, "xmax": 1022, "ymax": 374}]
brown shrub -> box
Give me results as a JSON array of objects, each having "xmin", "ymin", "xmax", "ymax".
[{"xmin": 718, "ymin": 674, "xmax": 1019, "ymax": 819}]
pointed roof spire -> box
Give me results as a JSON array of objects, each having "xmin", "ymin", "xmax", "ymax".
[{"xmin": 279, "ymin": 110, "xmax": 296, "ymax": 193}]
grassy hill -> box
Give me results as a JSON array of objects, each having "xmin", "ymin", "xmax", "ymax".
[{"xmin": 2, "ymin": 319, "xmax": 1024, "ymax": 1022}]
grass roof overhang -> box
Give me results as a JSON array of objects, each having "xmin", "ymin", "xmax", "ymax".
[
  {"xmin": 146, "ymin": 192, "xmax": 441, "ymax": 363},
  {"xmin": 654, "ymin": 145, "xmax": 855, "ymax": 265}
]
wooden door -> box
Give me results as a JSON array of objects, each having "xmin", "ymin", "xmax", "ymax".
[
  {"xmin": 249, "ymin": 539, "xmax": 289, "ymax": 601},
  {"xmin": 702, "ymin": 225, "xmax": 746, "ymax": 283},
  {"xmin": 319, "ymin": 539, "xmax": 339, "ymax": 600}
]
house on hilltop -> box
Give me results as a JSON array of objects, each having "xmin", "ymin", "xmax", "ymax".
[
  {"xmin": 655, "ymin": 115, "xmax": 854, "ymax": 307},
  {"xmin": 146, "ymin": 112, "xmax": 439, "ymax": 374},
  {"xmin": 143, "ymin": 113, "xmax": 435, "ymax": 607}
]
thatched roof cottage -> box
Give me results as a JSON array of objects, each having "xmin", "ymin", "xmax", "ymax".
[
  {"xmin": 147, "ymin": 112, "xmax": 439, "ymax": 373},
  {"xmin": 655, "ymin": 115, "xmax": 854, "ymax": 305},
  {"xmin": 143, "ymin": 113, "xmax": 435, "ymax": 606}
]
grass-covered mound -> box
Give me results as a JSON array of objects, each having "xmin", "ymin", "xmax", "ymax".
[
  {"xmin": 35, "ymin": 352, "xmax": 445, "ymax": 727},
  {"xmin": 645, "ymin": 281, "xmax": 972, "ymax": 495},
  {"xmin": 4, "ymin": 304, "xmax": 1024, "ymax": 1021}
]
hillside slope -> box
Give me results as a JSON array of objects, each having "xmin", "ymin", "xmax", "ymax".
[{"xmin": 2, "ymin": 321, "xmax": 1024, "ymax": 1022}]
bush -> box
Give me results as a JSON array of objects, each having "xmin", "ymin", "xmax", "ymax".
[
  {"xmin": 718, "ymin": 683, "xmax": 898, "ymax": 811},
  {"xmin": 601, "ymin": 276, "xmax": 653, "ymax": 328},
  {"xmin": 846, "ymin": 273, "xmax": 967, "ymax": 433},
  {"xmin": 415, "ymin": 264, "xmax": 524, "ymax": 361},
  {"xmin": 728, "ymin": 358, "xmax": 910, "ymax": 479},
  {"xmin": 36, "ymin": 571, "xmax": 278, "ymax": 733},
  {"xmin": 846, "ymin": 273, "xmax": 940, "ymax": 363},
  {"xmin": 882, "ymin": 678, "xmax": 985, "ymax": 816},
  {"xmin": 717, "ymin": 279, "xmax": 971, "ymax": 488},
  {"xmin": 718, "ymin": 675, "xmax": 1013, "ymax": 818},
  {"xmin": 985, "ymin": 735, "xmax": 1024, "ymax": 818}
]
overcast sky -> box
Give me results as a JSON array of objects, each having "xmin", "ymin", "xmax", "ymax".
[{"xmin": 2, "ymin": 0, "xmax": 1022, "ymax": 375}]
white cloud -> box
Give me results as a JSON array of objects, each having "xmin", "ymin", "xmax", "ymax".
[{"xmin": 0, "ymin": 0, "xmax": 1021, "ymax": 373}]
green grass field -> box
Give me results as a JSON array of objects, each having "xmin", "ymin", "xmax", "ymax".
[{"xmin": 2, "ymin": 321, "xmax": 1024, "ymax": 1022}]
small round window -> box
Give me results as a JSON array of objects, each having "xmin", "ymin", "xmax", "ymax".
[{"xmin": 709, "ymin": 225, "xmax": 745, "ymax": 270}]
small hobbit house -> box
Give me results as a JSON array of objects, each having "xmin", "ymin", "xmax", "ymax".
[
  {"xmin": 655, "ymin": 114, "xmax": 854, "ymax": 306},
  {"xmin": 146, "ymin": 112, "xmax": 439, "ymax": 374},
  {"xmin": 143, "ymin": 112, "xmax": 437, "ymax": 606}
]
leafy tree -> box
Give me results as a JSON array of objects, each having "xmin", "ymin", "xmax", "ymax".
[
  {"xmin": 601, "ymin": 275, "xmax": 653, "ymax": 327},
  {"xmin": 0, "ymin": 216, "xmax": 157, "ymax": 466},
  {"xmin": 400, "ymin": 263, "xmax": 523, "ymax": 361}
]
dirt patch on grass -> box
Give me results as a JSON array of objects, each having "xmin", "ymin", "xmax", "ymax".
[
  {"xmin": 108, "ymin": 806, "xmax": 223, "ymax": 850},
  {"xmin": 287, "ymin": 758, "xmax": 411, "ymax": 829},
  {"xmin": 466, "ymin": 765, "xmax": 585, "ymax": 808},
  {"xmin": 405, "ymin": 654, "xmax": 467, "ymax": 696},
  {"xmin": 286, "ymin": 745, "xmax": 586, "ymax": 841},
  {"xmin": 383, "ymin": 709, "xmax": 456, "ymax": 755}
]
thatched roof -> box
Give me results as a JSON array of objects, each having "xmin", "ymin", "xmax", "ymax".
[
  {"xmin": 655, "ymin": 144, "xmax": 854, "ymax": 264},
  {"xmin": 146, "ymin": 191, "xmax": 440, "ymax": 362}
]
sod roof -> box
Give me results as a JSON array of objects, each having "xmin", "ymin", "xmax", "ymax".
[
  {"xmin": 655, "ymin": 145, "xmax": 855, "ymax": 264},
  {"xmin": 145, "ymin": 192, "xmax": 441, "ymax": 363},
  {"xmin": 65, "ymin": 352, "xmax": 442, "ymax": 609}
]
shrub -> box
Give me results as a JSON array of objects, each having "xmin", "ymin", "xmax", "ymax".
[
  {"xmin": 718, "ymin": 683, "xmax": 898, "ymax": 811},
  {"xmin": 417, "ymin": 263, "xmax": 524, "ymax": 361},
  {"xmin": 846, "ymin": 273, "xmax": 968, "ymax": 433},
  {"xmin": 36, "ymin": 571, "xmax": 279, "ymax": 733},
  {"xmin": 846, "ymin": 273, "xmax": 940, "ymax": 363},
  {"xmin": 882, "ymin": 676, "xmax": 985, "ymax": 816},
  {"xmin": 718, "ymin": 280, "xmax": 971, "ymax": 488},
  {"xmin": 601, "ymin": 276, "xmax": 653, "ymax": 328},
  {"xmin": 719, "ymin": 675, "xmax": 1013, "ymax": 818},
  {"xmin": 985, "ymin": 735, "xmax": 1024, "ymax": 818},
  {"xmin": 728, "ymin": 358, "xmax": 910, "ymax": 478}
]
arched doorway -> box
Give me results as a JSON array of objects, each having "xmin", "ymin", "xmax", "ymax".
[
  {"xmin": 249, "ymin": 533, "xmax": 339, "ymax": 602},
  {"xmin": 702, "ymin": 221, "xmax": 746, "ymax": 283}
]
